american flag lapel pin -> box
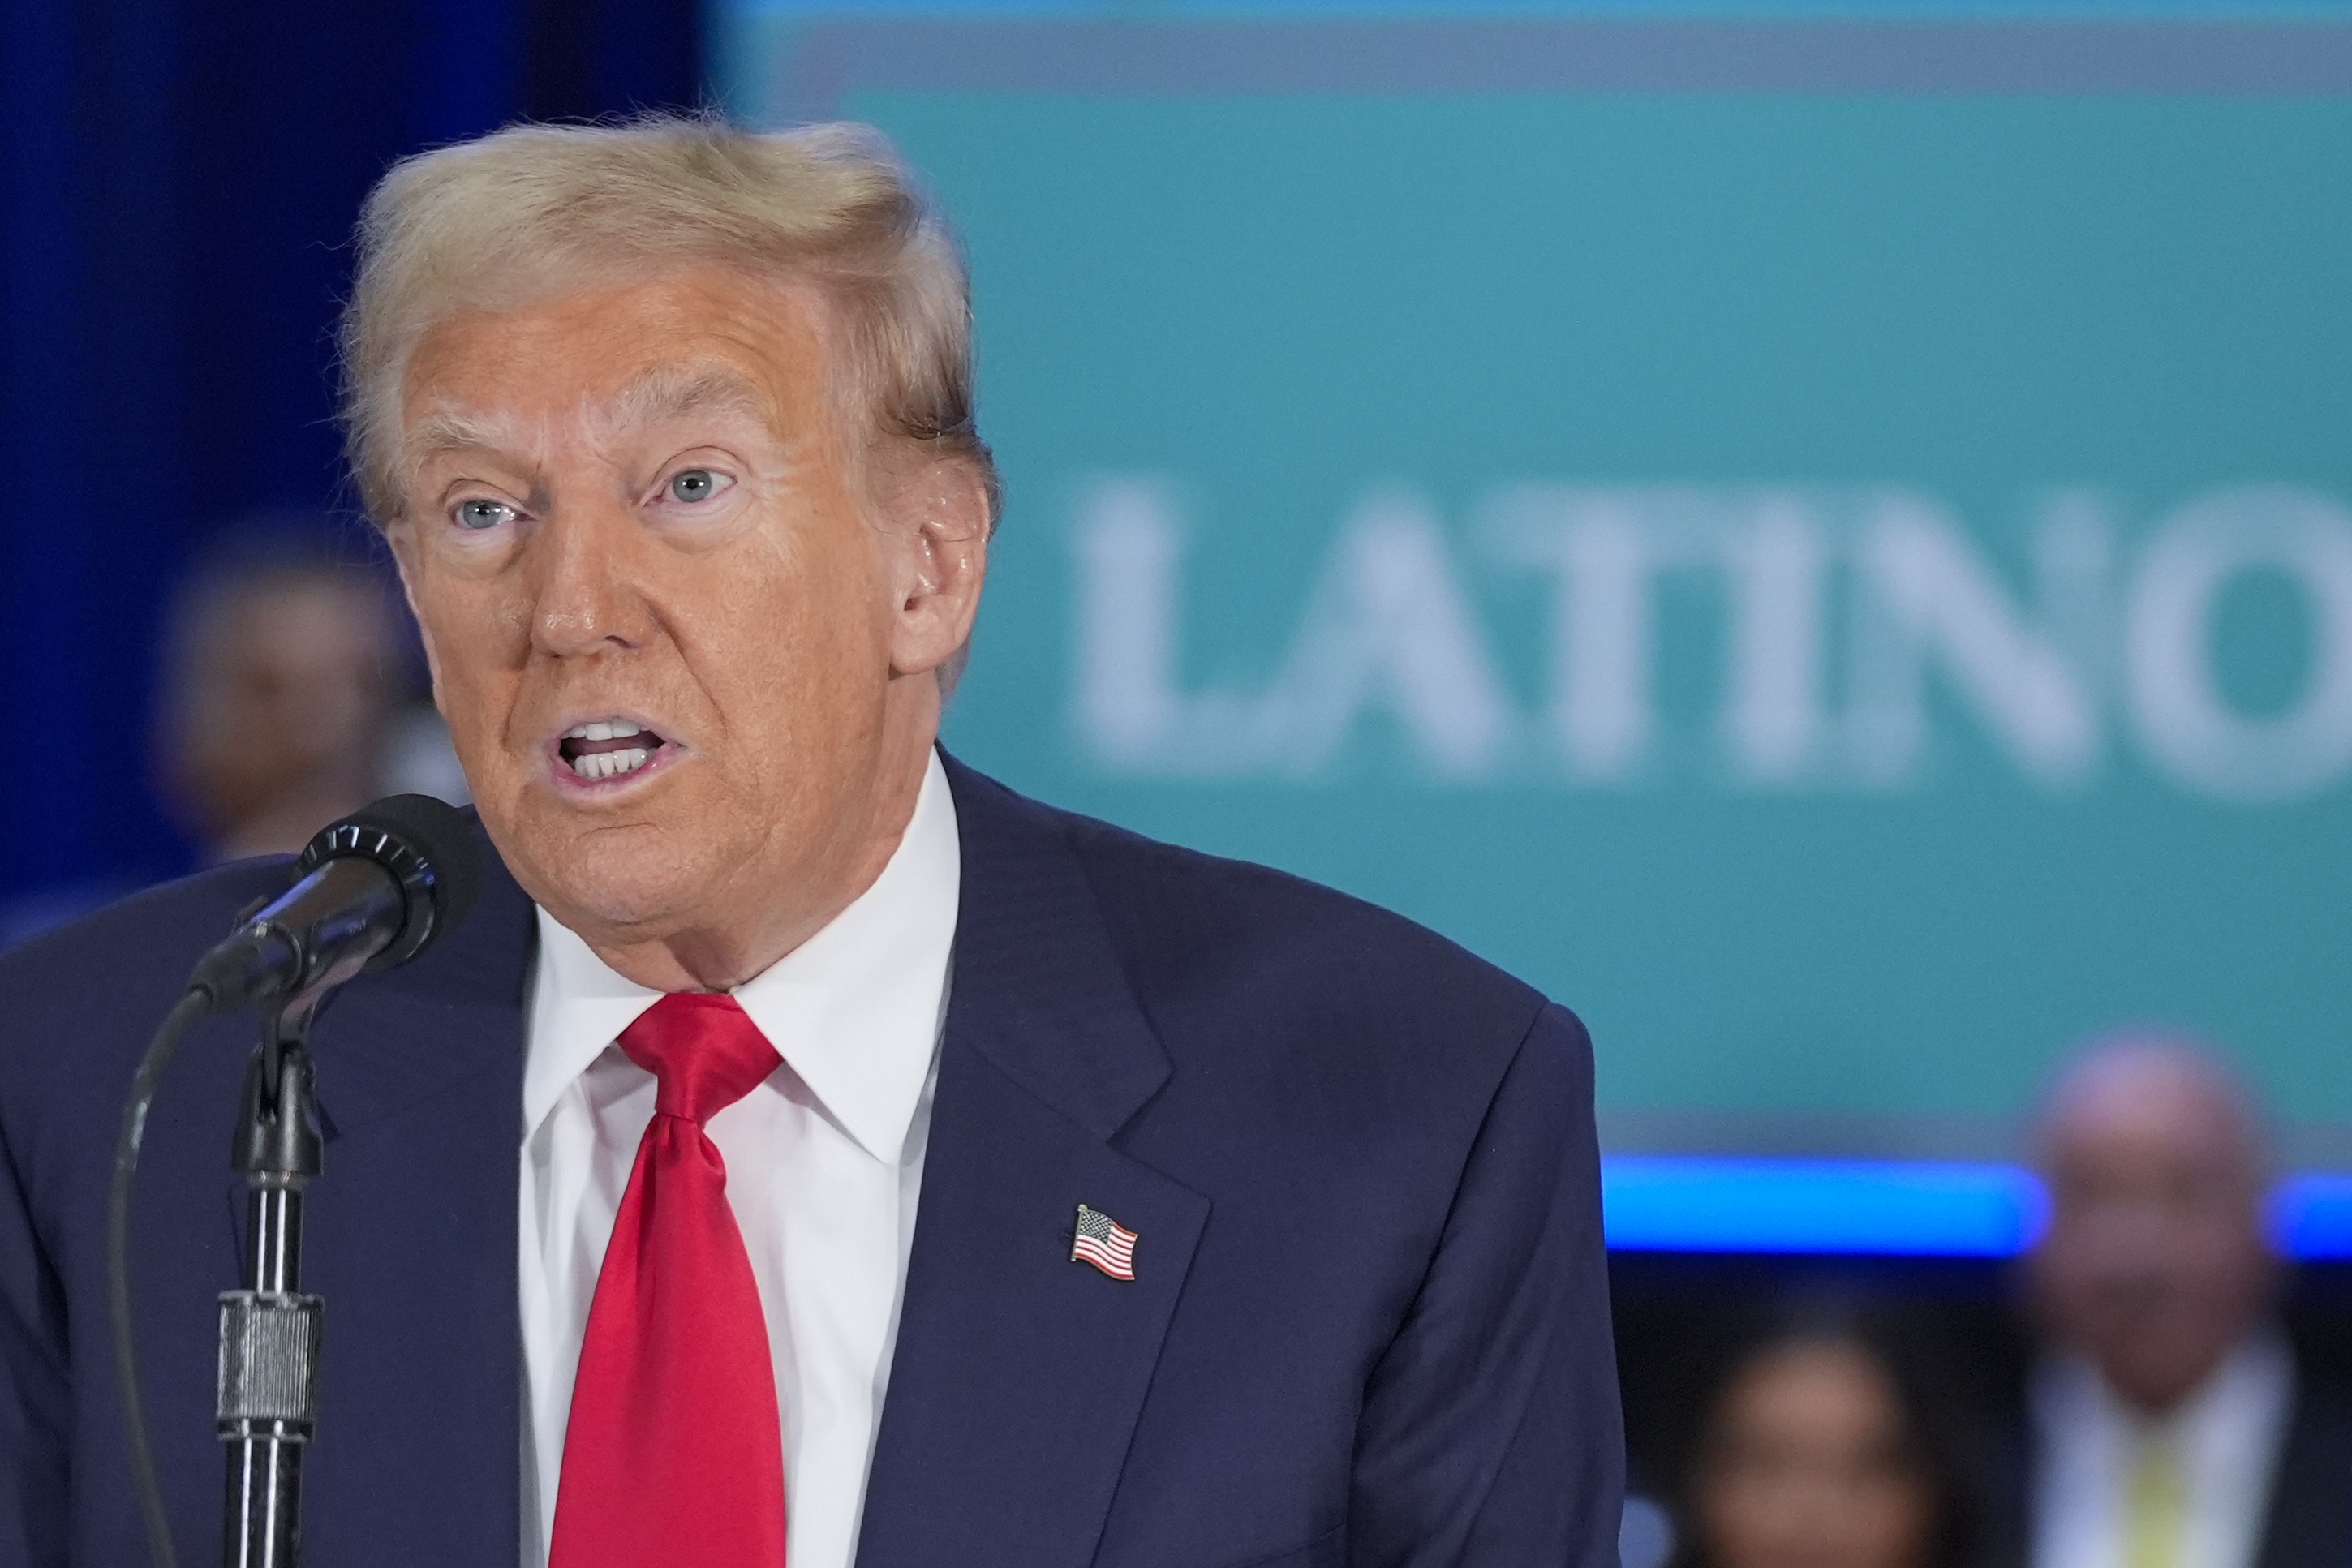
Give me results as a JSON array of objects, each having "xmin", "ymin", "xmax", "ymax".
[{"xmin": 1071, "ymin": 1203, "xmax": 1139, "ymax": 1282}]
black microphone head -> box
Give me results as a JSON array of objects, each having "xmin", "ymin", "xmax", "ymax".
[{"xmin": 295, "ymin": 794, "xmax": 484, "ymax": 971}]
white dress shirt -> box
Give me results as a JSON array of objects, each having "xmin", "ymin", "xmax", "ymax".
[
  {"xmin": 518, "ymin": 750, "xmax": 960, "ymax": 1568},
  {"xmin": 2030, "ymin": 1333, "xmax": 2294, "ymax": 1568}
]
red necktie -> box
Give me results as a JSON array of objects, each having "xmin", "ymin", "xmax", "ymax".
[{"xmin": 548, "ymin": 992, "xmax": 788, "ymax": 1568}]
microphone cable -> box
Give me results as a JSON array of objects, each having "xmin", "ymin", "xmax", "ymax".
[{"xmin": 109, "ymin": 988, "xmax": 209, "ymax": 1568}]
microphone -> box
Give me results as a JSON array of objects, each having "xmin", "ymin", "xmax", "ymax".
[
  {"xmin": 185, "ymin": 793, "xmax": 484, "ymax": 1011},
  {"xmin": 110, "ymin": 795, "xmax": 483, "ymax": 1568}
]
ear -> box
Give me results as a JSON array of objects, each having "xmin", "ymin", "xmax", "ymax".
[{"xmin": 885, "ymin": 457, "xmax": 991, "ymax": 679}]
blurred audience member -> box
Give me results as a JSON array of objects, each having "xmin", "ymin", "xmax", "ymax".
[
  {"xmin": 157, "ymin": 528, "xmax": 406, "ymax": 861},
  {"xmin": 2023, "ymin": 1035, "xmax": 2352, "ymax": 1568},
  {"xmin": 1666, "ymin": 1305, "xmax": 1994, "ymax": 1568},
  {"xmin": 2, "ymin": 522, "xmax": 468, "ymax": 950}
]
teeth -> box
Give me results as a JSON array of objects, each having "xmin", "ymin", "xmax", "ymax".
[
  {"xmin": 567, "ymin": 746, "xmax": 652, "ymax": 781},
  {"xmin": 562, "ymin": 719, "xmax": 644, "ymax": 741}
]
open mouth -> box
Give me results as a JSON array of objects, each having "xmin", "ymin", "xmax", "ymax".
[{"xmin": 557, "ymin": 719, "xmax": 671, "ymax": 783}]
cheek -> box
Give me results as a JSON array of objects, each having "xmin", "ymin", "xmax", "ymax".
[
  {"xmin": 415, "ymin": 567, "xmax": 525, "ymax": 665},
  {"xmin": 412, "ymin": 591, "xmax": 525, "ymax": 749},
  {"xmin": 711, "ymin": 531, "xmax": 894, "ymax": 694},
  {"xmin": 697, "ymin": 607, "xmax": 871, "ymax": 767}
]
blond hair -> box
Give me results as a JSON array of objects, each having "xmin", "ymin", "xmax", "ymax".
[{"xmin": 338, "ymin": 114, "xmax": 995, "ymax": 526}]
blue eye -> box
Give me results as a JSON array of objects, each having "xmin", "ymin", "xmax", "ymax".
[
  {"xmin": 454, "ymin": 499, "xmax": 514, "ymax": 531},
  {"xmin": 668, "ymin": 469, "xmax": 732, "ymax": 505}
]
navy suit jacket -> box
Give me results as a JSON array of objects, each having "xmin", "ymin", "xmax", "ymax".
[{"xmin": 0, "ymin": 758, "xmax": 1622, "ymax": 1566}]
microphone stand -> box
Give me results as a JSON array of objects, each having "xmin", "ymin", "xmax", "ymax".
[{"xmin": 217, "ymin": 995, "xmax": 327, "ymax": 1568}]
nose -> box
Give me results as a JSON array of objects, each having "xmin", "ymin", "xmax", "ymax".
[{"xmin": 528, "ymin": 500, "xmax": 653, "ymax": 659}]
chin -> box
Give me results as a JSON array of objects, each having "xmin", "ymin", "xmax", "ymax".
[
  {"xmin": 544, "ymin": 870, "xmax": 707, "ymax": 939},
  {"xmin": 507, "ymin": 815, "xmax": 718, "ymax": 937}
]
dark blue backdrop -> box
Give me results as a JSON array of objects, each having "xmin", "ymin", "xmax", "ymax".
[{"xmin": 0, "ymin": 0, "xmax": 699, "ymax": 905}]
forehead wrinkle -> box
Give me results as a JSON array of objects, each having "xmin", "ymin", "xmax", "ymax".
[{"xmin": 587, "ymin": 363, "xmax": 772, "ymax": 447}]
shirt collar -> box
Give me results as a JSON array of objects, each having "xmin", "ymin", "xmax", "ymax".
[
  {"xmin": 523, "ymin": 749, "xmax": 961, "ymax": 1166},
  {"xmin": 2033, "ymin": 1328, "xmax": 2293, "ymax": 1452}
]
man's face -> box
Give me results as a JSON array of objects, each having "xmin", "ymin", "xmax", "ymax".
[
  {"xmin": 2029, "ymin": 1060, "xmax": 2276, "ymax": 1413},
  {"xmin": 178, "ymin": 578, "xmax": 391, "ymax": 836},
  {"xmin": 385, "ymin": 266, "xmax": 982, "ymax": 977}
]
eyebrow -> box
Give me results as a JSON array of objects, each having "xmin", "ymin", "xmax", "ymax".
[
  {"xmin": 402, "ymin": 405, "xmax": 518, "ymax": 468},
  {"xmin": 400, "ymin": 363, "xmax": 772, "ymax": 474},
  {"xmin": 604, "ymin": 365, "xmax": 768, "ymax": 431}
]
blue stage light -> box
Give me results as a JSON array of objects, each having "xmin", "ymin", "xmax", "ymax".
[
  {"xmin": 1601, "ymin": 1157, "xmax": 2049, "ymax": 1257},
  {"xmin": 2268, "ymin": 1175, "xmax": 2352, "ymax": 1261},
  {"xmin": 1604, "ymin": 1158, "xmax": 2352, "ymax": 1259}
]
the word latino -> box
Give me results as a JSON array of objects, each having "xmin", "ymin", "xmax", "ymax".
[{"xmin": 1072, "ymin": 479, "xmax": 2352, "ymax": 802}]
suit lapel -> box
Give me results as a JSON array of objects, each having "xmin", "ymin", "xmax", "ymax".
[
  {"xmin": 857, "ymin": 760, "xmax": 1210, "ymax": 1568},
  {"xmin": 289, "ymin": 818, "xmax": 535, "ymax": 1566}
]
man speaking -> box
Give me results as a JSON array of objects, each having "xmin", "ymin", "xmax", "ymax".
[{"xmin": 0, "ymin": 118, "xmax": 1620, "ymax": 1566}]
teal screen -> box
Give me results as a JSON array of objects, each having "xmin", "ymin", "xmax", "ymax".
[{"xmin": 714, "ymin": 10, "xmax": 2352, "ymax": 1165}]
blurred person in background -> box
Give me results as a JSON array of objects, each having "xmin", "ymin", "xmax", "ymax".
[
  {"xmin": 2022, "ymin": 1035, "xmax": 2352, "ymax": 1568},
  {"xmin": 157, "ymin": 525, "xmax": 461, "ymax": 862},
  {"xmin": 3, "ymin": 527, "xmax": 446, "ymax": 948},
  {"xmin": 1663, "ymin": 1305, "xmax": 1997, "ymax": 1568}
]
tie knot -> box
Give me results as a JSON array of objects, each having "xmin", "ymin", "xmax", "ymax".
[{"xmin": 617, "ymin": 993, "xmax": 781, "ymax": 1125}]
